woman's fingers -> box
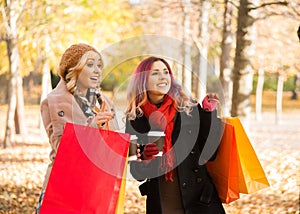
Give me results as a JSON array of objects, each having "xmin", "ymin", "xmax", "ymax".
[
  {"xmin": 95, "ymin": 112, "xmax": 114, "ymax": 126},
  {"xmin": 144, "ymin": 143, "xmax": 159, "ymax": 156}
]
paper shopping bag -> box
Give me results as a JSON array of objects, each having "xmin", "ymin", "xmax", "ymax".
[
  {"xmin": 115, "ymin": 151, "xmax": 128, "ymax": 214},
  {"xmin": 40, "ymin": 122, "xmax": 130, "ymax": 214},
  {"xmin": 225, "ymin": 117, "xmax": 270, "ymax": 194},
  {"xmin": 206, "ymin": 122, "xmax": 240, "ymax": 204}
]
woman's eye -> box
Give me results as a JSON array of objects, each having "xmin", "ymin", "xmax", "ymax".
[
  {"xmin": 97, "ymin": 64, "xmax": 102, "ymax": 68},
  {"xmin": 164, "ymin": 70, "xmax": 169, "ymax": 74},
  {"xmin": 151, "ymin": 72, "xmax": 158, "ymax": 75},
  {"xmin": 87, "ymin": 63, "xmax": 93, "ymax": 67}
]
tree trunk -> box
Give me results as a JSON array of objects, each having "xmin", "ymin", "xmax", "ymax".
[
  {"xmin": 40, "ymin": 36, "xmax": 52, "ymax": 131},
  {"xmin": 255, "ymin": 68, "xmax": 264, "ymax": 121},
  {"xmin": 4, "ymin": 39, "xmax": 17, "ymax": 148},
  {"xmin": 182, "ymin": 0, "xmax": 192, "ymax": 93},
  {"xmin": 276, "ymin": 72, "xmax": 284, "ymax": 124},
  {"xmin": 3, "ymin": 0, "xmax": 26, "ymax": 148},
  {"xmin": 231, "ymin": 0, "xmax": 258, "ymax": 128},
  {"xmin": 197, "ymin": 0, "xmax": 211, "ymax": 101},
  {"xmin": 40, "ymin": 59, "xmax": 51, "ymax": 105},
  {"xmin": 219, "ymin": 0, "xmax": 233, "ymax": 117},
  {"xmin": 15, "ymin": 67, "xmax": 26, "ymax": 135}
]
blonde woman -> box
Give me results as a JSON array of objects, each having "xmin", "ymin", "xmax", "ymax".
[
  {"xmin": 125, "ymin": 56, "xmax": 225, "ymax": 214},
  {"xmin": 36, "ymin": 43, "xmax": 118, "ymax": 213}
]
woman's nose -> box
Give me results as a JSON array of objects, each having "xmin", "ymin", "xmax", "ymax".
[
  {"xmin": 94, "ymin": 66, "xmax": 101, "ymax": 73},
  {"xmin": 159, "ymin": 72, "xmax": 166, "ymax": 79}
]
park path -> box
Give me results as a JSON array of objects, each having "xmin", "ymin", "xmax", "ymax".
[
  {"xmin": 248, "ymin": 111, "xmax": 300, "ymax": 150},
  {"xmin": 1, "ymin": 103, "xmax": 299, "ymax": 151}
]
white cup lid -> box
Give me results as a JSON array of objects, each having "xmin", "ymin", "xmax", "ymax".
[
  {"xmin": 147, "ymin": 131, "xmax": 165, "ymax": 137},
  {"xmin": 130, "ymin": 135, "xmax": 138, "ymax": 140}
]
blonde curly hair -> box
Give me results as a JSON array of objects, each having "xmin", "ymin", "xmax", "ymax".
[{"xmin": 58, "ymin": 43, "xmax": 103, "ymax": 94}]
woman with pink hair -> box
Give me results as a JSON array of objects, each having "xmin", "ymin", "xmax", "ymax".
[{"xmin": 125, "ymin": 56, "xmax": 225, "ymax": 214}]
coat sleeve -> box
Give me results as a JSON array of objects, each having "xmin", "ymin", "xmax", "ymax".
[
  {"xmin": 198, "ymin": 106, "xmax": 223, "ymax": 162},
  {"xmin": 125, "ymin": 116, "xmax": 148, "ymax": 154},
  {"xmin": 40, "ymin": 98, "xmax": 51, "ymax": 137},
  {"xmin": 125, "ymin": 116, "xmax": 161, "ymax": 181},
  {"xmin": 40, "ymin": 98, "xmax": 61, "ymax": 161},
  {"xmin": 129, "ymin": 158, "xmax": 162, "ymax": 181},
  {"xmin": 41, "ymin": 99, "xmax": 54, "ymax": 148},
  {"xmin": 125, "ymin": 116, "xmax": 150, "ymax": 148}
]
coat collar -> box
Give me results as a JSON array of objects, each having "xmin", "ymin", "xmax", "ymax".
[{"xmin": 48, "ymin": 79, "xmax": 88, "ymax": 123}]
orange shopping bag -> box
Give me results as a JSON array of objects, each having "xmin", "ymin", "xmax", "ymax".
[
  {"xmin": 225, "ymin": 117, "xmax": 270, "ymax": 194},
  {"xmin": 206, "ymin": 122, "xmax": 240, "ymax": 204},
  {"xmin": 40, "ymin": 122, "xmax": 130, "ymax": 214}
]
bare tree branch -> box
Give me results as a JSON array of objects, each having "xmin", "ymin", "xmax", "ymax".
[
  {"xmin": 0, "ymin": 35, "xmax": 8, "ymax": 42},
  {"xmin": 228, "ymin": 0, "xmax": 239, "ymax": 9},
  {"xmin": 256, "ymin": 9, "xmax": 300, "ymax": 21},
  {"xmin": 290, "ymin": 5, "xmax": 300, "ymax": 16},
  {"xmin": 249, "ymin": 1, "xmax": 288, "ymax": 11},
  {"xmin": 16, "ymin": 1, "xmax": 29, "ymax": 28},
  {"xmin": 1, "ymin": 6, "xmax": 11, "ymax": 37}
]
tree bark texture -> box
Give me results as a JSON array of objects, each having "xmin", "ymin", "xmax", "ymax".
[
  {"xmin": 231, "ymin": 0, "xmax": 258, "ymax": 121},
  {"xmin": 276, "ymin": 72, "xmax": 284, "ymax": 124},
  {"xmin": 4, "ymin": 0, "xmax": 26, "ymax": 148},
  {"xmin": 197, "ymin": 0, "xmax": 211, "ymax": 102},
  {"xmin": 255, "ymin": 68, "xmax": 264, "ymax": 121},
  {"xmin": 182, "ymin": 0, "xmax": 192, "ymax": 93},
  {"xmin": 219, "ymin": 0, "xmax": 233, "ymax": 117}
]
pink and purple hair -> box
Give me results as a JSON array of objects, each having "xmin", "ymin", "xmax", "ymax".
[{"xmin": 125, "ymin": 56, "xmax": 196, "ymax": 120}]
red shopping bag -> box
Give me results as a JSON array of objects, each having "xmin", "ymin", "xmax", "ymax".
[
  {"xmin": 206, "ymin": 122, "xmax": 240, "ymax": 204},
  {"xmin": 40, "ymin": 122, "xmax": 130, "ymax": 214}
]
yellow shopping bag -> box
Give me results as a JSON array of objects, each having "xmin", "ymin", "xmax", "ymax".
[
  {"xmin": 115, "ymin": 152, "xmax": 128, "ymax": 214},
  {"xmin": 225, "ymin": 117, "xmax": 270, "ymax": 194}
]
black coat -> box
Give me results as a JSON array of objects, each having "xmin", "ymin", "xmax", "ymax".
[{"xmin": 126, "ymin": 104, "xmax": 225, "ymax": 214}]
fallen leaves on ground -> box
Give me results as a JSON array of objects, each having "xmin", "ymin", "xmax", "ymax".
[{"xmin": 0, "ymin": 143, "xmax": 299, "ymax": 214}]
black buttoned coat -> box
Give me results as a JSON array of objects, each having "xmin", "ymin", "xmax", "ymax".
[{"xmin": 126, "ymin": 104, "xmax": 226, "ymax": 214}]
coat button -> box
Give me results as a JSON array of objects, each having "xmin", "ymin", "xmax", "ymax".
[
  {"xmin": 58, "ymin": 111, "xmax": 64, "ymax": 117},
  {"xmin": 188, "ymin": 129, "xmax": 192, "ymax": 134},
  {"xmin": 182, "ymin": 182, "xmax": 187, "ymax": 188},
  {"xmin": 196, "ymin": 177, "xmax": 202, "ymax": 183},
  {"xmin": 193, "ymin": 168, "xmax": 199, "ymax": 173}
]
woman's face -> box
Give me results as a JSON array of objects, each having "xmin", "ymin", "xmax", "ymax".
[
  {"xmin": 146, "ymin": 60, "xmax": 171, "ymax": 104},
  {"xmin": 77, "ymin": 51, "xmax": 102, "ymax": 93}
]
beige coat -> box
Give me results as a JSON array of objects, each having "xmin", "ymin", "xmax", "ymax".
[{"xmin": 40, "ymin": 80, "xmax": 119, "ymax": 189}]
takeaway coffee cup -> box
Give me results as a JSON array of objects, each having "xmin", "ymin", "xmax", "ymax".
[
  {"xmin": 129, "ymin": 135, "xmax": 138, "ymax": 157},
  {"xmin": 147, "ymin": 131, "xmax": 165, "ymax": 157}
]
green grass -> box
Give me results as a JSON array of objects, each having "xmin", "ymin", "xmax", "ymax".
[{"xmin": 250, "ymin": 91, "xmax": 300, "ymax": 112}]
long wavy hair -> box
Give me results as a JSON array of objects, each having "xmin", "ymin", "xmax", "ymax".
[
  {"xmin": 62, "ymin": 50, "xmax": 103, "ymax": 94},
  {"xmin": 125, "ymin": 56, "xmax": 197, "ymax": 120}
]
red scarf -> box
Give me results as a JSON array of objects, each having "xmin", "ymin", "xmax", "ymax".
[{"xmin": 141, "ymin": 95, "xmax": 177, "ymax": 181}]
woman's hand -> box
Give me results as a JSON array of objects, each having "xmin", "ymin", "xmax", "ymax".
[
  {"xmin": 141, "ymin": 143, "xmax": 159, "ymax": 160},
  {"xmin": 94, "ymin": 111, "xmax": 114, "ymax": 128},
  {"xmin": 202, "ymin": 93, "xmax": 219, "ymax": 112}
]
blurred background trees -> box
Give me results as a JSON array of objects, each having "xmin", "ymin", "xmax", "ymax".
[{"xmin": 1, "ymin": 0, "xmax": 300, "ymax": 147}]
